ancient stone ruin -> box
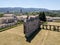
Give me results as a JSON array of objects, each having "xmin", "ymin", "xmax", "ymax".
[
  {"xmin": 0, "ymin": 14, "xmax": 17, "ymax": 30},
  {"xmin": 41, "ymin": 24, "xmax": 60, "ymax": 32},
  {"xmin": 24, "ymin": 16, "xmax": 40, "ymax": 42}
]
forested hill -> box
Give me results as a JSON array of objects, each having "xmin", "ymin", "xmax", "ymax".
[
  {"xmin": 0, "ymin": 7, "xmax": 60, "ymax": 17},
  {"xmin": 0, "ymin": 7, "xmax": 49, "ymax": 13}
]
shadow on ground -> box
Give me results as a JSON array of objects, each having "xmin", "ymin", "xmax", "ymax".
[{"xmin": 25, "ymin": 28, "xmax": 41, "ymax": 43}]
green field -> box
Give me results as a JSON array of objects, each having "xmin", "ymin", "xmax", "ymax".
[{"xmin": 0, "ymin": 22, "xmax": 60, "ymax": 45}]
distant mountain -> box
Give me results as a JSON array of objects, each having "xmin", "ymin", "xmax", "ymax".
[
  {"xmin": 0, "ymin": 7, "xmax": 49, "ymax": 13},
  {"xmin": 0, "ymin": 7, "xmax": 60, "ymax": 17}
]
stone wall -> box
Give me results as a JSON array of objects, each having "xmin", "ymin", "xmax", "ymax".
[
  {"xmin": 24, "ymin": 17, "xmax": 40, "ymax": 37},
  {"xmin": 0, "ymin": 14, "xmax": 18, "ymax": 29},
  {"xmin": 0, "ymin": 22, "xmax": 17, "ymax": 29}
]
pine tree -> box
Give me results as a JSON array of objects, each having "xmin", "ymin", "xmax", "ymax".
[
  {"xmin": 42, "ymin": 12, "xmax": 46, "ymax": 21},
  {"xmin": 20, "ymin": 9, "xmax": 22, "ymax": 13},
  {"xmin": 6, "ymin": 11, "xmax": 9, "ymax": 14},
  {"xmin": 39, "ymin": 12, "xmax": 46, "ymax": 22}
]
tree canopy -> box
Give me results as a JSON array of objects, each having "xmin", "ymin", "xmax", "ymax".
[
  {"xmin": 39, "ymin": 12, "xmax": 46, "ymax": 22},
  {"xmin": 0, "ymin": 14, "xmax": 4, "ymax": 17}
]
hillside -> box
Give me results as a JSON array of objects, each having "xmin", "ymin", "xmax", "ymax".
[
  {"xmin": 0, "ymin": 7, "xmax": 49, "ymax": 13},
  {"xmin": 0, "ymin": 7, "xmax": 60, "ymax": 17}
]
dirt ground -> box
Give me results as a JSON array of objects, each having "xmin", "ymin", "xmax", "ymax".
[{"xmin": 0, "ymin": 22, "xmax": 60, "ymax": 45}]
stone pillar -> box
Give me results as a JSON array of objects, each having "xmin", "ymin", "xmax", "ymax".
[
  {"xmin": 53, "ymin": 26, "xmax": 56, "ymax": 31},
  {"xmin": 45, "ymin": 25, "xmax": 48, "ymax": 30},
  {"xmin": 42, "ymin": 25, "xmax": 44, "ymax": 29},
  {"xmin": 49, "ymin": 25, "xmax": 51, "ymax": 30},
  {"xmin": 57, "ymin": 26, "xmax": 59, "ymax": 32}
]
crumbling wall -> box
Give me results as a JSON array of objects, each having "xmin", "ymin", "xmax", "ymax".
[{"xmin": 24, "ymin": 17, "xmax": 40, "ymax": 37}]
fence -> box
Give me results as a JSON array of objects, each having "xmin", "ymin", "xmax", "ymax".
[{"xmin": 41, "ymin": 24, "xmax": 60, "ymax": 32}]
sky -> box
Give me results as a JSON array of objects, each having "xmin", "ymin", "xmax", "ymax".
[{"xmin": 0, "ymin": 0, "xmax": 60, "ymax": 10}]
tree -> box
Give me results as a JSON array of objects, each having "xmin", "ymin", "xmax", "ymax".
[
  {"xmin": 0, "ymin": 14, "xmax": 4, "ymax": 17},
  {"xmin": 25, "ymin": 12, "xmax": 29, "ymax": 15},
  {"xmin": 20, "ymin": 9, "xmax": 23, "ymax": 13},
  {"xmin": 6, "ymin": 11, "xmax": 10, "ymax": 14},
  {"xmin": 39, "ymin": 12, "xmax": 46, "ymax": 22}
]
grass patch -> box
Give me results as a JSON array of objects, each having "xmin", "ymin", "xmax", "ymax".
[{"xmin": 43, "ymin": 22, "xmax": 48, "ymax": 25}]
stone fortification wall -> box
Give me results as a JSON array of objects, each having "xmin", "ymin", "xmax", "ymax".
[{"xmin": 24, "ymin": 17, "xmax": 40, "ymax": 37}]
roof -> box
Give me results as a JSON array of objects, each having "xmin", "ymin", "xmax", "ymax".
[
  {"xmin": 46, "ymin": 16, "xmax": 60, "ymax": 20},
  {"xmin": 53, "ymin": 17, "xmax": 60, "ymax": 20},
  {"xmin": 17, "ymin": 15, "xmax": 38, "ymax": 18},
  {"xmin": 3, "ymin": 14, "xmax": 15, "ymax": 17},
  {"xmin": 0, "ymin": 17, "xmax": 14, "ymax": 20}
]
